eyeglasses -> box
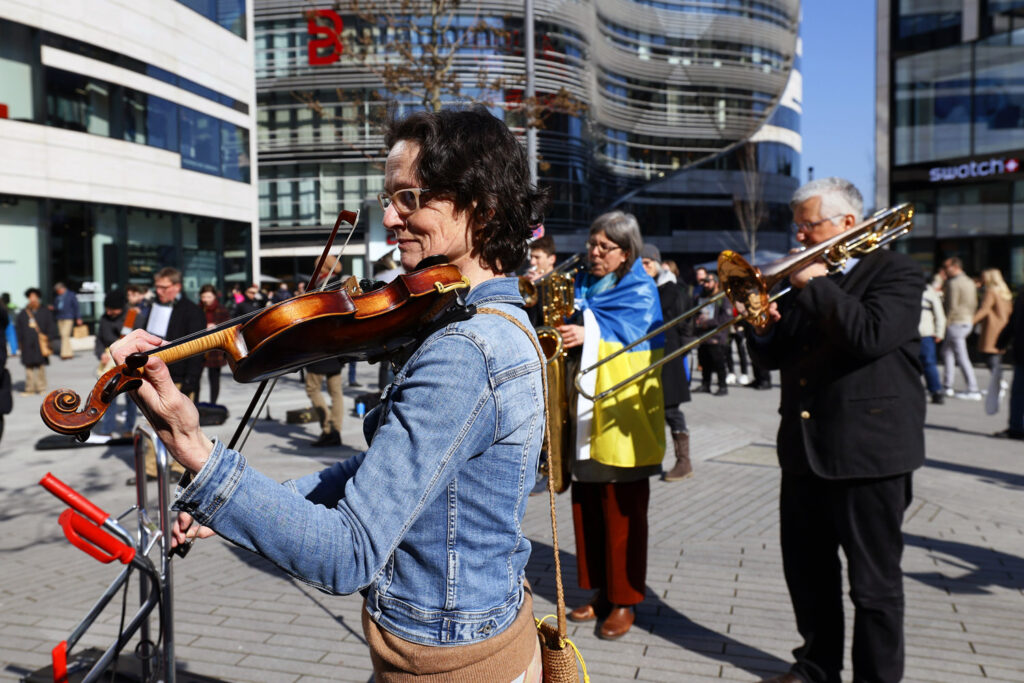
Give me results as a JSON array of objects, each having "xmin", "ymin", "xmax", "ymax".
[
  {"xmin": 792, "ymin": 215, "xmax": 844, "ymax": 234},
  {"xmin": 378, "ymin": 188, "xmax": 431, "ymax": 215},
  {"xmin": 585, "ymin": 240, "xmax": 622, "ymax": 256}
]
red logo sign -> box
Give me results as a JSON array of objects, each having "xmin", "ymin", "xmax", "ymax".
[
  {"xmin": 1007, "ymin": 158, "xmax": 1020, "ymax": 173},
  {"xmin": 307, "ymin": 9, "xmax": 343, "ymax": 66}
]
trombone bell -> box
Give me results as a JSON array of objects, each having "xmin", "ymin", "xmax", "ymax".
[{"xmin": 718, "ymin": 251, "xmax": 772, "ymax": 333}]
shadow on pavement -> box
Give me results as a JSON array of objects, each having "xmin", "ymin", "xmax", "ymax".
[
  {"xmin": 924, "ymin": 422, "xmax": 998, "ymax": 440},
  {"xmin": 904, "ymin": 533, "xmax": 1024, "ymax": 595},
  {"xmin": 223, "ymin": 544, "xmax": 368, "ymax": 646},
  {"xmin": 922, "ymin": 457, "xmax": 1024, "ymax": 490},
  {"xmin": 526, "ymin": 540, "xmax": 789, "ymax": 677}
]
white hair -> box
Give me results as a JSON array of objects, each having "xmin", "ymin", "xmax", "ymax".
[{"xmin": 790, "ymin": 177, "xmax": 863, "ymax": 225}]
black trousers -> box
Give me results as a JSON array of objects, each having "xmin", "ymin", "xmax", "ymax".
[
  {"xmin": 697, "ymin": 343, "xmax": 727, "ymax": 389},
  {"xmin": 780, "ymin": 471, "xmax": 912, "ymax": 683}
]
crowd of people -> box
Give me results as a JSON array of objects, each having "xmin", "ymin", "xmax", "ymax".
[{"xmin": 4, "ymin": 108, "xmax": 1023, "ymax": 682}]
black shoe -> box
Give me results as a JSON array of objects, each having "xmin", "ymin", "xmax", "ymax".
[
  {"xmin": 350, "ymin": 381, "xmax": 362, "ymax": 388},
  {"xmin": 930, "ymin": 392, "xmax": 945, "ymax": 405},
  {"xmin": 692, "ymin": 385, "xmax": 711, "ymax": 393},
  {"xmin": 746, "ymin": 381, "xmax": 772, "ymax": 390},
  {"xmin": 311, "ymin": 430, "xmax": 342, "ymax": 447},
  {"xmin": 714, "ymin": 387, "xmax": 729, "ymax": 396},
  {"xmin": 993, "ymin": 429, "xmax": 1024, "ymax": 440}
]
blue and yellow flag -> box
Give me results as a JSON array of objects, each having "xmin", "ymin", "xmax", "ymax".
[{"xmin": 575, "ymin": 258, "xmax": 666, "ymax": 468}]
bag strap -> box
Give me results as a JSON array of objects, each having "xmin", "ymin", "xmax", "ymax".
[{"xmin": 477, "ymin": 306, "xmax": 568, "ymax": 642}]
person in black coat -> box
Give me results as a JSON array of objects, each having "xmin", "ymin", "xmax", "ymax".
[
  {"xmin": 137, "ymin": 268, "xmax": 206, "ymax": 401},
  {"xmin": 693, "ymin": 273, "xmax": 733, "ymax": 395},
  {"xmin": 641, "ymin": 245, "xmax": 694, "ymax": 481},
  {"xmin": 747, "ymin": 179, "xmax": 925, "ymax": 683},
  {"xmin": 995, "ymin": 288, "xmax": 1023, "ymax": 439},
  {"xmin": 15, "ymin": 288, "xmax": 58, "ymax": 395},
  {"xmin": 0, "ymin": 305, "xmax": 10, "ymax": 443}
]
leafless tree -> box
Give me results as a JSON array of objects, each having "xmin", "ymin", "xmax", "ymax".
[
  {"xmin": 296, "ymin": 0, "xmax": 583, "ymax": 160},
  {"xmin": 733, "ymin": 142, "xmax": 766, "ymax": 262}
]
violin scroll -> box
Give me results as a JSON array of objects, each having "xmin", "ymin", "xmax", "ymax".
[{"xmin": 41, "ymin": 363, "xmax": 145, "ymax": 437}]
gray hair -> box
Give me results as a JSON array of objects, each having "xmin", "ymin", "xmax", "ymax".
[
  {"xmin": 790, "ymin": 177, "xmax": 864, "ymax": 225},
  {"xmin": 589, "ymin": 211, "xmax": 642, "ymax": 276}
]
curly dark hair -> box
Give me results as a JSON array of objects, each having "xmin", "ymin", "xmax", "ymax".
[{"xmin": 384, "ymin": 106, "xmax": 549, "ymax": 274}]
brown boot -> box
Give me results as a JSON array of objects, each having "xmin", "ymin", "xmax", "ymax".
[
  {"xmin": 598, "ymin": 605, "xmax": 635, "ymax": 639},
  {"xmin": 664, "ymin": 431, "xmax": 693, "ymax": 481}
]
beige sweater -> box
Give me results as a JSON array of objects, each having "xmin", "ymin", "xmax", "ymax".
[{"xmin": 943, "ymin": 273, "xmax": 978, "ymax": 326}]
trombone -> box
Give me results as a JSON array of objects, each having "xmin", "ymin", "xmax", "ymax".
[{"xmin": 574, "ymin": 203, "xmax": 915, "ymax": 402}]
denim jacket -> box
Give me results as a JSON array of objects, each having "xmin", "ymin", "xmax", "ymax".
[{"xmin": 174, "ymin": 277, "xmax": 545, "ymax": 646}]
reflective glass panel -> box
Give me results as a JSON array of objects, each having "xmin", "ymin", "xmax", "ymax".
[
  {"xmin": 0, "ymin": 20, "xmax": 36, "ymax": 121},
  {"xmin": 180, "ymin": 107, "xmax": 221, "ymax": 176},
  {"xmin": 973, "ymin": 31, "xmax": 1024, "ymax": 155},
  {"xmin": 894, "ymin": 44, "xmax": 972, "ymax": 165}
]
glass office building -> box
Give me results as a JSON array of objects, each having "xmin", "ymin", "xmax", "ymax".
[
  {"xmin": 254, "ymin": 0, "xmax": 801, "ymax": 277},
  {"xmin": 877, "ymin": 0, "xmax": 1024, "ymax": 286},
  {"xmin": 0, "ymin": 0, "xmax": 259, "ymax": 319}
]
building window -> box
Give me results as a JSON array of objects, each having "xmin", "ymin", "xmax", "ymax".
[
  {"xmin": 897, "ymin": 0, "xmax": 961, "ymax": 39},
  {"xmin": 0, "ymin": 20, "xmax": 36, "ymax": 121},
  {"xmin": 178, "ymin": 0, "xmax": 247, "ymax": 39},
  {"xmin": 936, "ymin": 184, "xmax": 1011, "ymax": 237},
  {"xmin": 973, "ymin": 31, "xmax": 1024, "ymax": 155},
  {"xmin": 894, "ymin": 43, "xmax": 972, "ymax": 165},
  {"xmin": 45, "ymin": 68, "xmax": 112, "ymax": 136},
  {"xmin": 220, "ymin": 122, "xmax": 251, "ymax": 182},
  {"xmin": 180, "ymin": 107, "xmax": 222, "ymax": 176}
]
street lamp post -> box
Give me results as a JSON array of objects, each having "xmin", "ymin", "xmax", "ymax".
[{"xmin": 525, "ymin": 0, "xmax": 537, "ymax": 187}]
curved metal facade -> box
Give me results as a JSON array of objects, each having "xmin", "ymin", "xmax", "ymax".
[{"xmin": 254, "ymin": 0, "xmax": 801, "ymax": 264}]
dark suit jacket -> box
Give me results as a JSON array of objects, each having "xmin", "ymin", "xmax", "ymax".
[
  {"xmin": 747, "ymin": 249, "xmax": 926, "ymax": 480},
  {"xmin": 657, "ymin": 282, "xmax": 691, "ymax": 406},
  {"xmin": 138, "ymin": 296, "xmax": 206, "ymax": 394}
]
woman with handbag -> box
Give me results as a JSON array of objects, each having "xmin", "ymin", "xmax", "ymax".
[
  {"xmin": 198, "ymin": 285, "xmax": 231, "ymax": 405},
  {"xmin": 15, "ymin": 288, "xmax": 57, "ymax": 396},
  {"xmin": 110, "ymin": 107, "xmax": 551, "ymax": 680}
]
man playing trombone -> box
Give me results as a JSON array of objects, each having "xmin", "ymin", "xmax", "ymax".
[{"xmin": 748, "ymin": 178, "xmax": 925, "ymax": 683}]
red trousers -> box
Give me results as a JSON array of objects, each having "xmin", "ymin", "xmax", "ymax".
[{"xmin": 570, "ymin": 479, "xmax": 649, "ymax": 606}]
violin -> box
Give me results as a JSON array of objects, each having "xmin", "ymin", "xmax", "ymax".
[{"xmin": 41, "ymin": 257, "xmax": 472, "ymax": 438}]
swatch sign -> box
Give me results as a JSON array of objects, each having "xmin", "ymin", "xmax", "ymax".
[{"xmin": 928, "ymin": 157, "xmax": 1020, "ymax": 182}]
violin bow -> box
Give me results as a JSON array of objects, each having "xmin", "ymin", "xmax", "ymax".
[{"xmin": 172, "ymin": 209, "xmax": 358, "ymax": 558}]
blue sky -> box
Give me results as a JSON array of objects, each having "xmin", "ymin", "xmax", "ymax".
[{"xmin": 800, "ymin": 2, "xmax": 878, "ymax": 206}]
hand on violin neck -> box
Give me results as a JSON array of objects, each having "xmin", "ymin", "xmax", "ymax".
[{"xmin": 110, "ymin": 330, "xmax": 214, "ymax": 473}]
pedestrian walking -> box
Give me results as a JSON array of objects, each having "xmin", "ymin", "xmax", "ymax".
[
  {"xmin": 942, "ymin": 257, "xmax": 981, "ymax": 399},
  {"xmin": 919, "ymin": 278, "xmax": 947, "ymax": 404},
  {"xmin": 52, "ymin": 282, "xmax": 81, "ymax": 360},
  {"xmin": 973, "ymin": 268, "xmax": 1013, "ymax": 405},
  {"xmin": 15, "ymin": 288, "xmax": 57, "ymax": 395}
]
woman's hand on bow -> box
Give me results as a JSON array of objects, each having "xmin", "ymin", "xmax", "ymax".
[{"xmin": 110, "ymin": 330, "xmax": 214, "ymax": 473}]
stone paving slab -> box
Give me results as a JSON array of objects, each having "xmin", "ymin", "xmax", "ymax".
[{"xmin": 1, "ymin": 354, "xmax": 1022, "ymax": 681}]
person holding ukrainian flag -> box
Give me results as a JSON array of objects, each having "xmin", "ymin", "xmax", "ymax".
[{"xmin": 556, "ymin": 210, "xmax": 666, "ymax": 640}]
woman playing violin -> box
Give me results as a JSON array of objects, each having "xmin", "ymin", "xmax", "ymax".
[{"xmin": 111, "ymin": 107, "xmax": 548, "ymax": 679}]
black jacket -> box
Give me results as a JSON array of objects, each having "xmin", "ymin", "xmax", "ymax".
[
  {"xmin": 693, "ymin": 291, "xmax": 732, "ymax": 345},
  {"xmin": 137, "ymin": 296, "xmax": 206, "ymax": 394},
  {"xmin": 996, "ymin": 291, "xmax": 1023, "ymax": 366},
  {"xmin": 15, "ymin": 306, "xmax": 57, "ymax": 367},
  {"xmin": 657, "ymin": 283, "xmax": 691, "ymax": 406},
  {"xmin": 747, "ymin": 249, "xmax": 926, "ymax": 480}
]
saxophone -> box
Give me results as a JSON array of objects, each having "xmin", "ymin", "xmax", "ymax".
[{"xmin": 525, "ymin": 254, "xmax": 583, "ymax": 493}]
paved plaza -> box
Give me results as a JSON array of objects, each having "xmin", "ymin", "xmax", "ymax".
[{"xmin": 1, "ymin": 351, "xmax": 1022, "ymax": 682}]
